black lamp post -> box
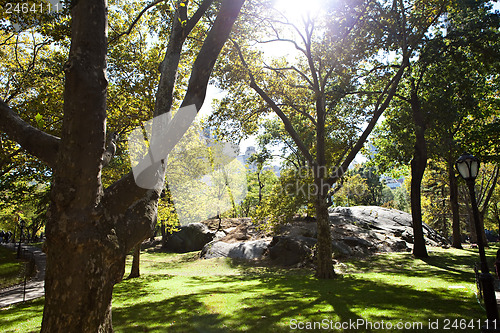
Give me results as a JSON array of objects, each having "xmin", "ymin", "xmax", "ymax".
[
  {"xmin": 456, "ymin": 152, "xmax": 500, "ymax": 331},
  {"xmin": 17, "ymin": 218, "xmax": 24, "ymax": 259}
]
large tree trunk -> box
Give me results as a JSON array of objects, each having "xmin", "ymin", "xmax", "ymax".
[
  {"xmin": 40, "ymin": 0, "xmax": 118, "ymax": 329},
  {"xmin": 42, "ymin": 234, "xmax": 125, "ymax": 332},
  {"xmin": 37, "ymin": 0, "xmax": 245, "ymax": 331},
  {"xmin": 448, "ymin": 161, "xmax": 462, "ymax": 249},
  {"xmin": 410, "ymin": 81, "xmax": 428, "ymax": 258}
]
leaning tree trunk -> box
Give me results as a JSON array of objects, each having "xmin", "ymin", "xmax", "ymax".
[
  {"xmin": 128, "ymin": 245, "xmax": 141, "ymax": 279},
  {"xmin": 448, "ymin": 161, "xmax": 462, "ymax": 249},
  {"xmin": 409, "ymin": 81, "xmax": 428, "ymax": 258}
]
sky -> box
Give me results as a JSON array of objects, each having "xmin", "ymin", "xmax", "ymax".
[{"xmin": 199, "ymin": 0, "xmax": 500, "ymax": 164}]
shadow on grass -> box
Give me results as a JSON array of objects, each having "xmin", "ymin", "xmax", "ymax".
[
  {"xmin": 114, "ymin": 274, "xmax": 174, "ymax": 300},
  {"xmin": 112, "ymin": 271, "xmax": 482, "ymax": 333},
  {"xmin": 334, "ymin": 249, "xmax": 481, "ymax": 284},
  {"xmin": 0, "ymin": 298, "xmax": 44, "ymax": 332},
  {"xmin": 1, "ymin": 248, "xmax": 488, "ymax": 333}
]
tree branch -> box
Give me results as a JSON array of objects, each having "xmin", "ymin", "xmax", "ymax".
[
  {"xmin": 263, "ymin": 64, "xmax": 314, "ymax": 88},
  {"xmin": 109, "ymin": 0, "xmax": 165, "ymax": 45},
  {"xmin": 232, "ymin": 40, "xmax": 314, "ymax": 164},
  {"xmin": 103, "ymin": 0, "xmax": 245, "ymax": 217},
  {"xmin": 330, "ymin": 55, "xmax": 410, "ymax": 185},
  {"xmin": 181, "ymin": 0, "xmax": 245, "ymax": 111},
  {"xmin": 0, "ymin": 99, "xmax": 60, "ymax": 166}
]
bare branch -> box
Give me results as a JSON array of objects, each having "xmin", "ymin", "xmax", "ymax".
[
  {"xmin": 278, "ymin": 103, "xmax": 317, "ymax": 127},
  {"xmin": 109, "ymin": 0, "xmax": 165, "ymax": 44},
  {"xmin": 263, "ymin": 64, "xmax": 314, "ymax": 88},
  {"xmin": 256, "ymin": 38, "xmax": 307, "ymax": 55},
  {"xmin": 232, "ymin": 40, "xmax": 314, "ymax": 164}
]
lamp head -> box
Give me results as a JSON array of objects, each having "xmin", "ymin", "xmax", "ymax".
[{"xmin": 456, "ymin": 152, "xmax": 479, "ymax": 181}]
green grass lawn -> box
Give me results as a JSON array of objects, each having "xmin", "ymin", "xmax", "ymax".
[
  {"xmin": 0, "ymin": 246, "xmax": 495, "ymax": 332},
  {"xmin": 0, "ymin": 246, "xmax": 27, "ymax": 289}
]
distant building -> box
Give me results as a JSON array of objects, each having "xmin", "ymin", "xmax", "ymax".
[
  {"xmin": 263, "ymin": 165, "xmax": 281, "ymax": 177},
  {"xmin": 236, "ymin": 146, "xmax": 281, "ymax": 176},
  {"xmin": 381, "ymin": 175, "xmax": 404, "ymax": 189},
  {"xmin": 236, "ymin": 146, "xmax": 257, "ymax": 172}
]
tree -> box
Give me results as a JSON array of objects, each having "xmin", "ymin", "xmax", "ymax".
[
  {"xmin": 370, "ymin": 0, "xmax": 499, "ymax": 253},
  {"xmin": 247, "ymin": 149, "xmax": 272, "ymax": 204},
  {"xmin": 459, "ymin": 163, "xmax": 500, "ymax": 244},
  {"xmin": 210, "ymin": 0, "xmax": 445, "ymax": 277},
  {"xmin": 332, "ymin": 173, "xmax": 368, "ymax": 207},
  {"xmin": 485, "ymin": 182, "xmax": 500, "ymax": 234},
  {"xmin": 0, "ymin": 0, "xmax": 245, "ymax": 331},
  {"xmin": 127, "ymin": 244, "xmax": 142, "ymax": 279},
  {"xmin": 421, "ymin": 160, "xmax": 452, "ymax": 239}
]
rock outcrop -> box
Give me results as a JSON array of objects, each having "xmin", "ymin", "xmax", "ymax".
[
  {"xmin": 163, "ymin": 223, "xmax": 215, "ymax": 253},
  {"xmin": 201, "ymin": 239, "xmax": 271, "ymax": 260},
  {"xmin": 328, "ymin": 206, "xmax": 448, "ymax": 254},
  {"xmin": 198, "ymin": 206, "xmax": 449, "ymax": 265}
]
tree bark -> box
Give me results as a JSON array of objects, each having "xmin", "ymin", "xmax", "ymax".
[
  {"xmin": 128, "ymin": 245, "xmax": 141, "ymax": 279},
  {"xmin": 314, "ymin": 192, "xmax": 335, "ymax": 279},
  {"xmin": 448, "ymin": 161, "xmax": 462, "ymax": 249},
  {"xmin": 409, "ymin": 81, "xmax": 428, "ymax": 258},
  {"xmin": 37, "ymin": 0, "xmax": 245, "ymax": 331},
  {"xmin": 42, "ymin": 235, "xmax": 124, "ymax": 332}
]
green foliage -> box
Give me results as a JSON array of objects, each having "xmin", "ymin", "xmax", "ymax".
[
  {"xmin": 333, "ymin": 163, "xmax": 393, "ymax": 207},
  {"xmin": 391, "ymin": 184, "xmax": 411, "ymax": 213},
  {"xmin": 333, "ymin": 173, "xmax": 368, "ymax": 207},
  {"xmin": 370, "ymin": 0, "xmax": 500, "ymax": 172},
  {"xmin": 239, "ymin": 168, "xmax": 278, "ymax": 217},
  {"xmin": 253, "ymin": 168, "xmax": 309, "ymax": 233},
  {"xmin": 421, "ymin": 160, "xmax": 452, "ymax": 238},
  {"xmin": 157, "ymin": 185, "xmax": 179, "ymax": 233},
  {"xmin": 485, "ymin": 183, "xmax": 500, "ymax": 232}
]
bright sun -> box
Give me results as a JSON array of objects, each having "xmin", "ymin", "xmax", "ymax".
[{"xmin": 273, "ymin": 0, "xmax": 325, "ymax": 23}]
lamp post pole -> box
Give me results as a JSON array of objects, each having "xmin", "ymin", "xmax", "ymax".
[
  {"xmin": 466, "ymin": 178, "xmax": 500, "ymax": 330},
  {"xmin": 457, "ymin": 153, "xmax": 499, "ymax": 332},
  {"xmin": 17, "ymin": 217, "xmax": 23, "ymax": 259}
]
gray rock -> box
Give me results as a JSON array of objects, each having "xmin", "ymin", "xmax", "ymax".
[
  {"xmin": 163, "ymin": 223, "xmax": 215, "ymax": 253},
  {"xmin": 332, "ymin": 240, "xmax": 352, "ymax": 256},
  {"xmin": 201, "ymin": 239, "xmax": 271, "ymax": 260},
  {"xmin": 329, "ymin": 206, "xmax": 448, "ymax": 247},
  {"xmin": 268, "ymin": 236, "xmax": 316, "ymax": 266},
  {"xmin": 342, "ymin": 236, "xmax": 373, "ymax": 249}
]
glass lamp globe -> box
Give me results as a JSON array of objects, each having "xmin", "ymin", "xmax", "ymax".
[{"xmin": 456, "ymin": 153, "xmax": 479, "ymax": 180}]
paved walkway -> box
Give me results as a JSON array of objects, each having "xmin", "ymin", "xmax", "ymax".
[{"xmin": 0, "ymin": 243, "xmax": 46, "ymax": 307}]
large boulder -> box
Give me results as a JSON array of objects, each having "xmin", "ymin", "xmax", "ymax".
[
  {"xmin": 267, "ymin": 236, "xmax": 316, "ymax": 266},
  {"xmin": 329, "ymin": 206, "xmax": 448, "ymax": 248},
  {"xmin": 201, "ymin": 239, "xmax": 271, "ymax": 259},
  {"xmin": 163, "ymin": 223, "xmax": 215, "ymax": 253}
]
